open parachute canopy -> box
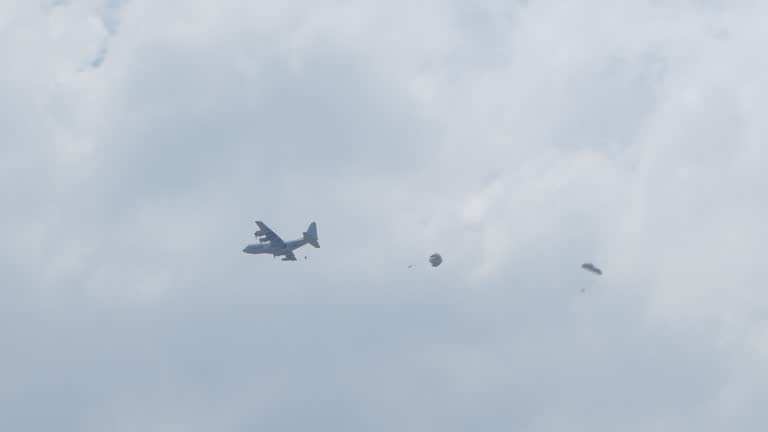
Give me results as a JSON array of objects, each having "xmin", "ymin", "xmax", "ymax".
[{"xmin": 581, "ymin": 262, "xmax": 602, "ymax": 275}]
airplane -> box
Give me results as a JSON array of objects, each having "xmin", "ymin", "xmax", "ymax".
[{"xmin": 242, "ymin": 221, "xmax": 319, "ymax": 261}]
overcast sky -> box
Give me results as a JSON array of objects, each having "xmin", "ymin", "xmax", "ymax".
[{"xmin": 2, "ymin": 0, "xmax": 768, "ymax": 430}]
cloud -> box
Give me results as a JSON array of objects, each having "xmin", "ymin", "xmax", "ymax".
[{"xmin": 3, "ymin": 0, "xmax": 768, "ymax": 430}]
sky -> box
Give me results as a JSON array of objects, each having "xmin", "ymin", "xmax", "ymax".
[{"xmin": 2, "ymin": 0, "xmax": 768, "ymax": 430}]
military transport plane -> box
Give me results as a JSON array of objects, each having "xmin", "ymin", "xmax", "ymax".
[{"xmin": 242, "ymin": 221, "xmax": 319, "ymax": 261}]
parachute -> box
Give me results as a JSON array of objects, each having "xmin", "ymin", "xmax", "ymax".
[
  {"xmin": 581, "ymin": 263, "xmax": 602, "ymax": 275},
  {"xmin": 429, "ymin": 253, "xmax": 443, "ymax": 267}
]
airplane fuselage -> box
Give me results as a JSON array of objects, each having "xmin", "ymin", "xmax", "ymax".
[{"xmin": 242, "ymin": 239, "xmax": 308, "ymax": 256}]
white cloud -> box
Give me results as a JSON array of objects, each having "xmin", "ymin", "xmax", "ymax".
[{"xmin": 3, "ymin": 0, "xmax": 768, "ymax": 430}]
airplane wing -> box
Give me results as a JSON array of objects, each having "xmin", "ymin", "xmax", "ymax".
[
  {"xmin": 254, "ymin": 221, "xmax": 286, "ymax": 247},
  {"xmin": 283, "ymin": 251, "xmax": 297, "ymax": 261}
]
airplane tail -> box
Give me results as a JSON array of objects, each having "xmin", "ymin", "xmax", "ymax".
[{"xmin": 303, "ymin": 222, "xmax": 319, "ymax": 248}]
